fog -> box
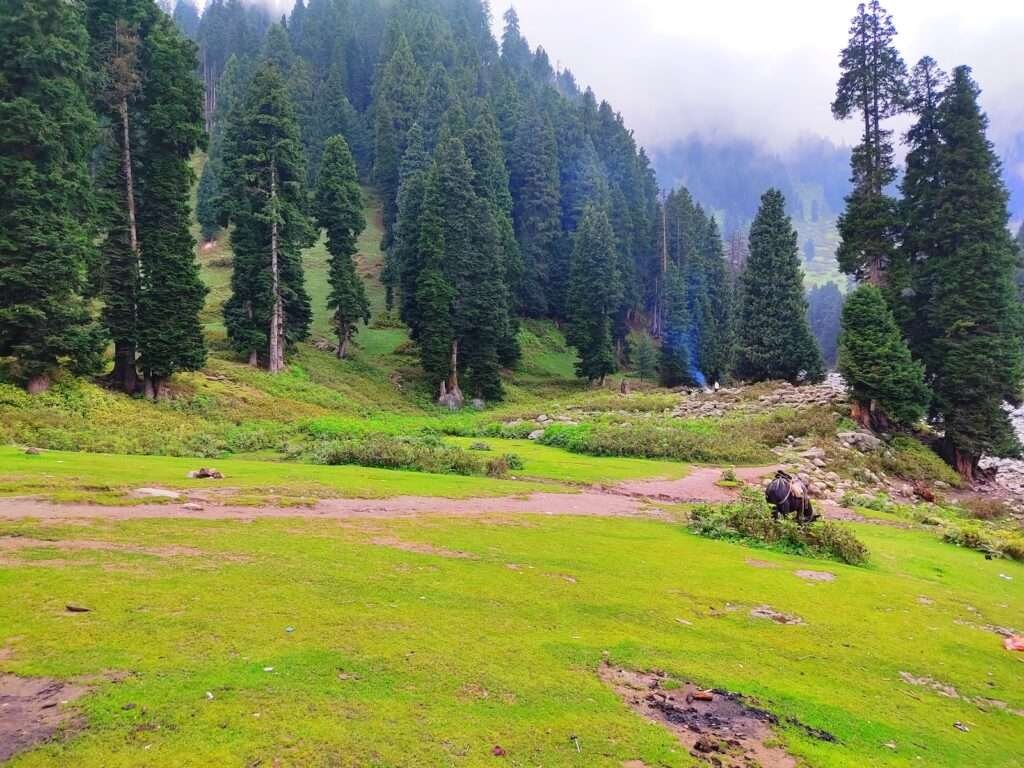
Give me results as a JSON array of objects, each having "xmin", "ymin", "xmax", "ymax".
[{"xmin": 497, "ymin": 0, "xmax": 1023, "ymax": 155}]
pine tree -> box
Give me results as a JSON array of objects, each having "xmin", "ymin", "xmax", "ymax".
[
  {"xmin": 391, "ymin": 124, "xmax": 430, "ymax": 328},
  {"xmin": 924, "ymin": 67, "xmax": 1024, "ymax": 478},
  {"xmin": 831, "ymin": 0, "xmax": 908, "ymax": 285},
  {"xmin": 659, "ymin": 263, "xmax": 696, "ymax": 388},
  {"xmin": 463, "ymin": 107, "xmax": 522, "ymax": 368},
  {"xmin": 89, "ymin": 0, "xmax": 156, "ymax": 393},
  {"xmin": 631, "ymin": 333, "xmax": 659, "ymax": 383},
  {"xmin": 0, "ymin": 0, "xmax": 105, "ymax": 391},
  {"xmin": 838, "ymin": 285, "xmax": 929, "ymax": 429},
  {"xmin": 374, "ymin": 34, "xmax": 423, "ymax": 238},
  {"xmin": 806, "ymin": 282, "xmax": 845, "ymax": 368},
  {"xmin": 134, "ymin": 13, "xmax": 208, "ymax": 398},
  {"xmin": 734, "ymin": 190, "xmax": 824, "ymax": 384},
  {"xmin": 221, "ymin": 61, "xmax": 314, "ymax": 372},
  {"xmin": 899, "ymin": 56, "xmax": 949, "ymax": 352},
  {"xmin": 508, "ymin": 107, "xmax": 560, "ymax": 316},
  {"xmin": 171, "ymin": 0, "xmax": 199, "ymax": 40},
  {"xmin": 314, "ymin": 136, "xmax": 370, "ymax": 359},
  {"xmin": 565, "ymin": 205, "xmax": 621, "ymax": 384}
]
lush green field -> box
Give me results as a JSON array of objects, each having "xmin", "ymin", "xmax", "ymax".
[{"xmin": 1, "ymin": 507, "xmax": 1021, "ymax": 767}]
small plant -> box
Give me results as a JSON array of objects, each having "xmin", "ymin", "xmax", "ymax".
[
  {"xmin": 961, "ymin": 497, "xmax": 1013, "ymax": 521},
  {"xmin": 468, "ymin": 442, "xmax": 492, "ymax": 452}
]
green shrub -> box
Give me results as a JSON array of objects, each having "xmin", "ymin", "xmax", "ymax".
[
  {"xmin": 689, "ymin": 489, "xmax": 869, "ymax": 565},
  {"xmin": 302, "ymin": 435, "xmax": 494, "ymax": 477},
  {"xmin": 881, "ymin": 436, "xmax": 961, "ymax": 487},
  {"xmin": 961, "ymin": 497, "xmax": 1013, "ymax": 521}
]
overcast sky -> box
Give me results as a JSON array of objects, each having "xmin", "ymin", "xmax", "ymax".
[{"xmin": 495, "ymin": 0, "xmax": 1024, "ymax": 154}]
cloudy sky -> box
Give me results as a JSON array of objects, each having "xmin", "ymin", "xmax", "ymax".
[{"xmin": 495, "ymin": 0, "xmax": 1024, "ymax": 154}]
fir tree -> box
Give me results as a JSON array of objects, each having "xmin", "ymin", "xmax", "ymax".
[
  {"xmin": 314, "ymin": 136, "xmax": 370, "ymax": 359},
  {"xmin": 135, "ymin": 13, "xmax": 208, "ymax": 398},
  {"xmin": 508, "ymin": 107, "xmax": 560, "ymax": 316},
  {"xmin": 734, "ymin": 190, "xmax": 824, "ymax": 384},
  {"xmin": 924, "ymin": 67, "xmax": 1024, "ymax": 478},
  {"xmin": 631, "ymin": 333, "xmax": 659, "ymax": 383},
  {"xmin": 659, "ymin": 263, "xmax": 696, "ymax": 388},
  {"xmin": 391, "ymin": 124, "xmax": 430, "ymax": 328},
  {"xmin": 463, "ymin": 107, "xmax": 522, "ymax": 368},
  {"xmin": 171, "ymin": 0, "xmax": 199, "ymax": 40},
  {"xmin": 0, "ymin": 0, "xmax": 105, "ymax": 391},
  {"xmin": 832, "ymin": 0, "xmax": 908, "ymax": 284},
  {"xmin": 806, "ymin": 282, "xmax": 845, "ymax": 368},
  {"xmin": 899, "ymin": 56, "xmax": 949, "ymax": 352},
  {"xmin": 221, "ymin": 61, "xmax": 314, "ymax": 372},
  {"xmin": 374, "ymin": 34, "xmax": 423, "ymax": 238},
  {"xmin": 838, "ymin": 285, "xmax": 929, "ymax": 430},
  {"xmin": 566, "ymin": 205, "xmax": 621, "ymax": 384}
]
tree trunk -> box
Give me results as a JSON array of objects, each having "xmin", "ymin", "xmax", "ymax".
[
  {"xmin": 26, "ymin": 374, "xmax": 50, "ymax": 395},
  {"xmin": 267, "ymin": 161, "xmax": 285, "ymax": 374},
  {"xmin": 143, "ymin": 374, "xmax": 163, "ymax": 402},
  {"xmin": 337, "ymin": 325, "xmax": 350, "ymax": 359},
  {"xmin": 938, "ymin": 438, "xmax": 978, "ymax": 484},
  {"xmin": 447, "ymin": 339, "xmax": 463, "ymax": 399},
  {"xmin": 248, "ymin": 349, "xmax": 259, "ymax": 367},
  {"xmin": 111, "ymin": 341, "xmax": 138, "ymax": 394},
  {"xmin": 116, "ymin": 95, "xmax": 142, "ymax": 393}
]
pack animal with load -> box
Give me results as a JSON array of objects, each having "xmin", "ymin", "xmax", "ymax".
[{"xmin": 765, "ymin": 471, "xmax": 819, "ymax": 525}]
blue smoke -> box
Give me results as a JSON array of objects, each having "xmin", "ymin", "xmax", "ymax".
[{"xmin": 662, "ymin": 326, "xmax": 709, "ymax": 388}]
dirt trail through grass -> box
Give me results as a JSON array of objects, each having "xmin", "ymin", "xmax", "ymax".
[{"xmin": 0, "ymin": 465, "xmax": 785, "ymax": 521}]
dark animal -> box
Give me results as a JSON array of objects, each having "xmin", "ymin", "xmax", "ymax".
[{"xmin": 766, "ymin": 471, "xmax": 818, "ymax": 524}]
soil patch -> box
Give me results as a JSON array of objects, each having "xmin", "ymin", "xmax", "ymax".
[
  {"xmin": 899, "ymin": 672, "xmax": 1024, "ymax": 716},
  {"xmin": 600, "ymin": 664, "xmax": 803, "ymax": 768},
  {"xmin": 795, "ymin": 570, "xmax": 835, "ymax": 582},
  {"xmin": 0, "ymin": 674, "xmax": 88, "ymax": 762},
  {"xmin": 371, "ymin": 536, "xmax": 477, "ymax": 559},
  {"xmin": 750, "ymin": 605, "xmax": 805, "ymax": 625},
  {"xmin": 0, "ymin": 536, "xmax": 204, "ymax": 559},
  {"xmin": 746, "ymin": 558, "xmax": 779, "ymax": 569},
  {"xmin": 615, "ymin": 466, "xmax": 780, "ymax": 504}
]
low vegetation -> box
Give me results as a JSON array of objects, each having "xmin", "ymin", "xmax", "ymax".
[
  {"xmin": 299, "ymin": 435, "xmax": 521, "ymax": 478},
  {"xmin": 690, "ymin": 489, "xmax": 870, "ymax": 565}
]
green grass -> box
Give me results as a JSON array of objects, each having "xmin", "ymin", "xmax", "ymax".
[
  {"xmin": 0, "ymin": 446, "xmax": 562, "ymax": 502},
  {"xmin": 1, "ymin": 511, "xmax": 1020, "ymax": 767},
  {"xmin": 444, "ymin": 436, "xmax": 688, "ymax": 484}
]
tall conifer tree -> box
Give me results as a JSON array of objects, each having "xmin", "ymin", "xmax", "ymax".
[
  {"xmin": 832, "ymin": 0, "xmax": 908, "ymax": 285},
  {"xmin": 923, "ymin": 67, "xmax": 1024, "ymax": 477},
  {"xmin": 0, "ymin": 0, "xmax": 104, "ymax": 391},
  {"xmin": 221, "ymin": 61, "xmax": 314, "ymax": 372},
  {"xmin": 314, "ymin": 135, "xmax": 370, "ymax": 359},
  {"xmin": 734, "ymin": 190, "xmax": 823, "ymax": 384},
  {"xmin": 135, "ymin": 14, "xmax": 208, "ymax": 398},
  {"xmin": 566, "ymin": 205, "xmax": 621, "ymax": 384}
]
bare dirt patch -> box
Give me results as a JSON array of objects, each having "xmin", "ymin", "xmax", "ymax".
[
  {"xmin": 750, "ymin": 605, "xmax": 806, "ymax": 625},
  {"xmin": 0, "ymin": 674, "xmax": 88, "ymax": 762},
  {"xmin": 899, "ymin": 672, "xmax": 1024, "ymax": 717},
  {"xmin": 794, "ymin": 570, "xmax": 835, "ymax": 582},
  {"xmin": 615, "ymin": 466, "xmax": 780, "ymax": 504},
  {"xmin": 746, "ymin": 558, "xmax": 780, "ymax": 569},
  {"xmin": 600, "ymin": 664, "xmax": 809, "ymax": 768},
  {"xmin": 371, "ymin": 536, "xmax": 477, "ymax": 559},
  {"xmin": 0, "ymin": 536, "xmax": 204, "ymax": 559}
]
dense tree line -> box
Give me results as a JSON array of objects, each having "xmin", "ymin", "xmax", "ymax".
[
  {"xmin": 832, "ymin": 1, "xmax": 1023, "ymax": 478},
  {"xmin": 1, "ymin": 0, "xmax": 207, "ymax": 398}
]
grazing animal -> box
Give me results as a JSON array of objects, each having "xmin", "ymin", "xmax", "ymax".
[{"xmin": 765, "ymin": 471, "xmax": 818, "ymax": 524}]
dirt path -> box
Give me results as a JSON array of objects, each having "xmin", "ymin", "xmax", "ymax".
[{"xmin": 0, "ymin": 466, "xmax": 824, "ymax": 522}]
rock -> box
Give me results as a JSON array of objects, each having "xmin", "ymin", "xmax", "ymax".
[
  {"xmin": 838, "ymin": 431, "xmax": 882, "ymax": 452},
  {"xmin": 24, "ymin": 447, "xmax": 42, "ymax": 455},
  {"xmin": 133, "ymin": 488, "xmax": 181, "ymax": 500},
  {"xmin": 65, "ymin": 604, "xmax": 91, "ymax": 613},
  {"xmin": 188, "ymin": 468, "xmax": 223, "ymax": 480},
  {"xmin": 182, "ymin": 503, "xmax": 204, "ymax": 512},
  {"xmin": 812, "ymin": 458, "xmax": 827, "ymax": 468},
  {"xmin": 528, "ymin": 430, "xmax": 545, "ymax": 441},
  {"xmin": 537, "ymin": 414, "xmax": 550, "ymax": 423}
]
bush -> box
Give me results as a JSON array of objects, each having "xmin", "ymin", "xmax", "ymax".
[
  {"xmin": 941, "ymin": 521, "xmax": 1024, "ymax": 561},
  {"xmin": 469, "ymin": 442, "xmax": 492, "ymax": 452},
  {"xmin": 689, "ymin": 489, "xmax": 869, "ymax": 565},
  {"xmin": 302, "ymin": 435, "xmax": 500, "ymax": 477},
  {"xmin": 961, "ymin": 497, "xmax": 1013, "ymax": 521},
  {"xmin": 881, "ymin": 436, "xmax": 961, "ymax": 487}
]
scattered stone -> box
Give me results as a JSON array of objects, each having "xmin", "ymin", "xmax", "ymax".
[
  {"xmin": 182, "ymin": 503, "xmax": 204, "ymax": 512},
  {"xmin": 132, "ymin": 488, "xmax": 181, "ymax": 500},
  {"xmin": 953, "ymin": 722, "xmax": 970, "ymax": 733},
  {"xmin": 188, "ymin": 468, "xmax": 223, "ymax": 480},
  {"xmin": 24, "ymin": 447, "xmax": 42, "ymax": 456},
  {"xmin": 527, "ymin": 429, "xmax": 545, "ymax": 441},
  {"xmin": 837, "ymin": 431, "xmax": 882, "ymax": 453},
  {"xmin": 65, "ymin": 604, "xmax": 90, "ymax": 613},
  {"xmin": 750, "ymin": 605, "xmax": 805, "ymax": 625}
]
